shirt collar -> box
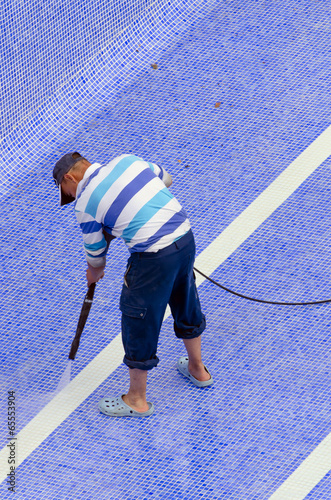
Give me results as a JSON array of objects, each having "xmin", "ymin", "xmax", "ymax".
[{"xmin": 76, "ymin": 163, "xmax": 102, "ymax": 198}]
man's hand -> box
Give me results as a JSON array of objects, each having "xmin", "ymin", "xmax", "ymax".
[
  {"xmin": 163, "ymin": 172, "xmax": 173, "ymax": 187},
  {"xmin": 86, "ymin": 264, "xmax": 105, "ymax": 286}
]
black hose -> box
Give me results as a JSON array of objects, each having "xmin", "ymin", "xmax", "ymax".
[
  {"xmin": 68, "ymin": 282, "xmax": 96, "ymax": 360},
  {"xmin": 193, "ymin": 267, "xmax": 331, "ymax": 305}
]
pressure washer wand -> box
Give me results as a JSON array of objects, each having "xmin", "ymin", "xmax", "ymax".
[{"xmin": 68, "ymin": 282, "xmax": 96, "ymax": 360}]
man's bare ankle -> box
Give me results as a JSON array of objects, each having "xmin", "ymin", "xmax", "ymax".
[
  {"xmin": 188, "ymin": 362, "xmax": 211, "ymax": 381},
  {"xmin": 188, "ymin": 360, "xmax": 204, "ymax": 370},
  {"xmin": 123, "ymin": 393, "xmax": 149, "ymax": 411}
]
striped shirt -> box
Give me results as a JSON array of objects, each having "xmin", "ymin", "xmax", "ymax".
[{"xmin": 74, "ymin": 154, "xmax": 191, "ymax": 267}]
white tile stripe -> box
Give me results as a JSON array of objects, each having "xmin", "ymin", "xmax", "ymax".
[
  {"xmin": 194, "ymin": 124, "xmax": 331, "ymax": 288},
  {"xmin": 1, "ymin": 124, "xmax": 331, "ymax": 495},
  {"xmin": 268, "ymin": 436, "xmax": 331, "ymax": 500}
]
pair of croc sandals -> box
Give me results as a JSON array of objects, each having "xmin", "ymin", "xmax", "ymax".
[{"xmin": 98, "ymin": 356, "xmax": 213, "ymax": 418}]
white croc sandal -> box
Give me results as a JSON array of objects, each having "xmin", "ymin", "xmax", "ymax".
[
  {"xmin": 177, "ymin": 356, "xmax": 214, "ymax": 387},
  {"xmin": 98, "ymin": 395, "xmax": 154, "ymax": 417}
]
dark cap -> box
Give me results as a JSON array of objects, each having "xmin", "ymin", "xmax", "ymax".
[{"xmin": 53, "ymin": 152, "xmax": 86, "ymax": 206}]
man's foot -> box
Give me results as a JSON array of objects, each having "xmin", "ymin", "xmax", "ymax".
[
  {"xmin": 98, "ymin": 395, "xmax": 154, "ymax": 417},
  {"xmin": 177, "ymin": 357, "xmax": 214, "ymax": 387},
  {"xmin": 188, "ymin": 362, "xmax": 211, "ymax": 382},
  {"xmin": 122, "ymin": 394, "xmax": 150, "ymax": 413}
]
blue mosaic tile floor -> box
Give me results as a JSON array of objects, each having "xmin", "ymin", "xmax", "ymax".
[{"xmin": 1, "ymin": 0, "xmax": 331, "ymax": 498}]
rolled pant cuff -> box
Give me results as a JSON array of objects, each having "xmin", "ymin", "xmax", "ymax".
[
  {"xmin": 174, "ymin": 314, "xmax": 206, "ymax": 339},
  {"xmin": 123, "ymin": 355, "xmax": 159, "ymax": 371}
]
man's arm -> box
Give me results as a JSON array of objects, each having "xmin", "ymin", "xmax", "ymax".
[
  {"xmin": 75, "ymin": 212, "xmax": 111, "ymax": 285},
  {"xmin": 85, "ymin": 230, "xmax": 116, "ymax": 286}
]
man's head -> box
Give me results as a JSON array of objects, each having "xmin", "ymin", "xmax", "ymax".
[{"xmin": 53, "ymin": 152, "xmax": 91, "ymax": 205}]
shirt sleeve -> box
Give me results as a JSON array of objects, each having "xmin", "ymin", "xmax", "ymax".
[
  {"xmin": 147, "ymin": 161, "xmax": 164, "ymax": 179},
  {"xmin": 76, "ymin": 212, "xmax": 108, "ymax": 267},
  {"xmin": 147, "ymin": 161, "xmax": 172, "ymax": 186}
]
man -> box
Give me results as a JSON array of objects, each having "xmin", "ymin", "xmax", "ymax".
[{"xmin": 53, "ymin": 152, "xmax": 213, "ymax": 417}]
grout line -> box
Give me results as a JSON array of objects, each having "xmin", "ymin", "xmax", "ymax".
[{"xmin": 1, "ymin": 124, "xmax": 331, "ymax": 493}]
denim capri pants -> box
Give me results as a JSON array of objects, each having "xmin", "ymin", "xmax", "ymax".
[{"xmin": 119, "ymin": 229, "xmax": 206, "ymax": 370}]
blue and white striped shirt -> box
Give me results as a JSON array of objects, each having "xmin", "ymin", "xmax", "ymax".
[{"xmin": 74, "ymin": 154, "xmax": 191, "ymax": 267}]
